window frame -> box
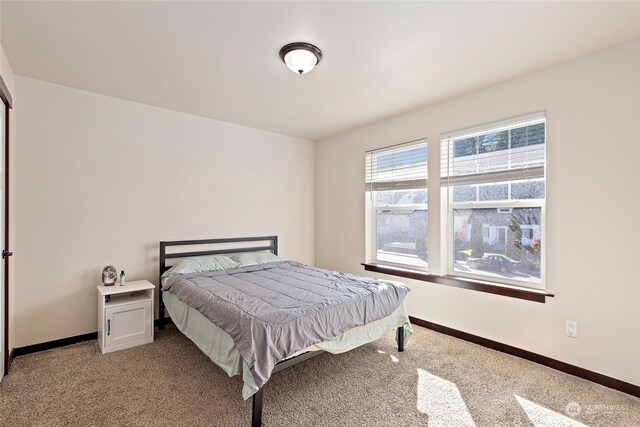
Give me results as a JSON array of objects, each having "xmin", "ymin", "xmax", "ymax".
[
  {"xmin": 441, "ymin": 112, "xmax": 547, "ymax": 290},
  {"xmin": 365, "ymin": 139, "xmax": 428, "ymax": 272}
]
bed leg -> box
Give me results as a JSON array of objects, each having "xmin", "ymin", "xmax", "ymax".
[
  {"xmin": 159, "ymin": 300, "xmax": 165, "ymax": 330},
  {"xmin": 397, "ymin": 326, "xmax": 405, "ymax": 352},
  {"xmin": 252, "ymin": 387, "xmax": 264, "ymax": 427}
]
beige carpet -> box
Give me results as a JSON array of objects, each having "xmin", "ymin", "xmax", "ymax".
[{"xmin": 1, "ymin": 325, "xmax": 638, "ymax": 427}]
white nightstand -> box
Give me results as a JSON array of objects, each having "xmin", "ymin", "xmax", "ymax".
[{"xmin": 97, "ymin": 280, "xmax": 155, "ymax": 354}]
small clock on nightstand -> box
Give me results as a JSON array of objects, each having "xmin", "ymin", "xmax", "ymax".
[{"xmin": 96, "ymin": 280, "xmax": 155, "ymax": 354}]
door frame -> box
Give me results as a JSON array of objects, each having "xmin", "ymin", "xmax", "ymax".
[{"xmin": 0, "ymin": 74, "xmax": 13, "ymax": 376}]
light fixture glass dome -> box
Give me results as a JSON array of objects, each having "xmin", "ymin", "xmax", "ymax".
[
  {"xmin": 279, "ymin": 42, "xmax": 322, "ymax": 75},
  {"xmin": 284, "ymin": 49, "xmax": 318, "ymax": 75}
]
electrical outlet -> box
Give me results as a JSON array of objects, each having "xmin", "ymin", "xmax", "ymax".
[{"xmin": 566, "ymin": 320, "xmax": 578, "ymax": 338}]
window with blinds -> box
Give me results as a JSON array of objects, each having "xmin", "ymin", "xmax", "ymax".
[
  {"xmin": 365, "ymin": 139, "xmax": 428, "ymax": 270},
  {"xmin": 441, "ymin": 113, "xmax": 546, "ymax": 289}
]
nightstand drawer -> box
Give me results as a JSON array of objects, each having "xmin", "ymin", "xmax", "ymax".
[{"xmin": 105, "ymin": 300, "xmax": 152, "ymax": 348}]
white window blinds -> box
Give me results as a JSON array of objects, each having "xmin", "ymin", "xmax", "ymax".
[
  {"xmin": 365, "ymin": 139, "xmax": 428, "ymax": 192},
  {"xmin": 441, "ymin": 112, "xmax": 545, "ymax": 187}
]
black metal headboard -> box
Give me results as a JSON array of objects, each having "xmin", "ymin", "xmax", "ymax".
[{"xmin": 158, "ymin": 236, "xmax": 278, "ymax": 328}]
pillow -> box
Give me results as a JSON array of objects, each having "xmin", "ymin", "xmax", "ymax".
[
  {"xmin": 161, "ymin": 254, "xmax": 239, "ymax": 283},
  {"xmin": 230, "ymin": 250, "xmax": 281, "ymax": 267}
]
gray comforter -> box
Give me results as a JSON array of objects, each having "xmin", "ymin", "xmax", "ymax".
[{"xmin": 164, "ymin": 261, "xmax": 409, "ymax": 389}]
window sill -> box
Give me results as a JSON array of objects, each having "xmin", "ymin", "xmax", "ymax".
[{"xmin": 361, "ymin": 263, "xmax": 554, "ymax": 303}]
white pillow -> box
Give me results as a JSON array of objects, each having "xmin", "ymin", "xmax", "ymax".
[
  {"xmin": 161, "ymin": 254, "xmax": 239, "ymax": 283},
  {"xmin": 231, "ymin": 250, "xmax": 281, "ymax": 267}
]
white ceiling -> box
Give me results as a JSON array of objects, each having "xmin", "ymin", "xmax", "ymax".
[{"xmin": 2, "ymin": 1, "xmax": 639, "ymax": 141}]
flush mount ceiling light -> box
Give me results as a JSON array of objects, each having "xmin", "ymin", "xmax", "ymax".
[{"xmin": 279, "ymin": 42, "xmax": 323, "ymax": 75}]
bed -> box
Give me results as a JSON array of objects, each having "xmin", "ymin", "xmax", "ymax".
[{"xmin": 158, "ymin": 236, "xmax": 412, "ymax": 426}]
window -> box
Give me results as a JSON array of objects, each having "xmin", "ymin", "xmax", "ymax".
[
  {"xmin": 442, "ymin": 112, "xmax": 546, "ymax": 289},
  {"xmin": 365, "ymin": 140, "xmax": 428, "ymax": 270}
]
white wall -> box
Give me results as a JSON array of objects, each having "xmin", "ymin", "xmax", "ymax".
[
  {"xmin": 316, "ymin": 40, "xmax": 640, "ymax": 385},
  {"xmin": 1, "ymin": 0, "xmax": 16, "ymax": 97},
  {"xmin": 12, "ymin": 77, "xmax": 315, "ymax": 348},
  {"xmin": 0, "ymin": 46, "xmax": 14, "ymax": 97}
]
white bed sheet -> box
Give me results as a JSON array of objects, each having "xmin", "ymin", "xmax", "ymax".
[{"xmin": 163, "ymin": 289, "xmax": 412, "ymax": 399}]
